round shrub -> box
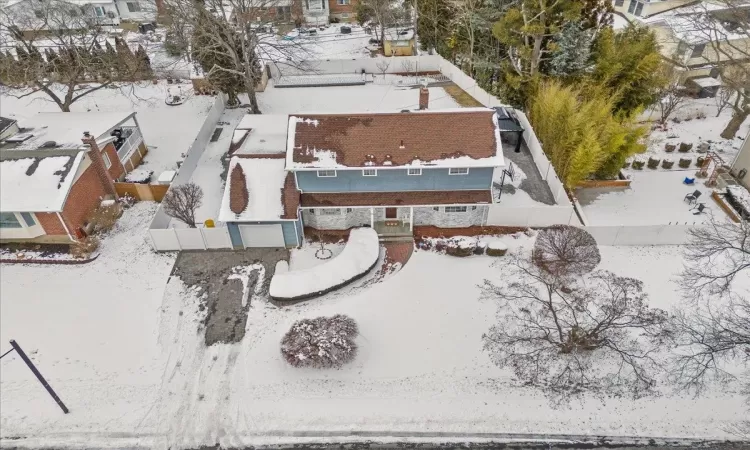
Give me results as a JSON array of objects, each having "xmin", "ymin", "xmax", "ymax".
[
  {"xmin": 678, "ymin": 142, "xmax": 693, "ymax": 153},
  {"xmin": 532, "ymin": 225, "xmax": 601, "ymax": 277},
  {"xmin": 71, "ymin": 236, "xmax": 100, "ymax": 259},
  {"xmin": 678, "ymin": 158, "xmax": 692, "ymax": 169},
  {"xmin": 661, "ymin": 159, "xmax": 674, "ymax": 169},
  {"xmin": 632, "ymin": 160, "xmax": 645, "ymax": 170},
  {"xmin": 696, "ymin": 156, "xmax": 707, "ymax": 168},
  {"xmin": 622, "ymin": 161, "xmax": 631, "ymax": 169},
  {"xmin": 486, "ymin": 241, "xmax": 508, "ymax": 257},
  {"xmin": 446, "ymin": 242, "xmax": 476, "ymax": 257},
  {"xmin": 664, "ymin": 143, "xmax": 676, "ymax": 152},
  {"xmin": 647, "ymin": 157, "xmax": 660, "ymax": 169},
  {"xmin": 281, "ymin": 315, "xmax": 358, "ymax": 369}
]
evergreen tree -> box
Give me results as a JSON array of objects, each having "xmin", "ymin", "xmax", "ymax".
[
  {"xmin": 580, "ymin": 0, "xmax": 613, "ymax": 32},
  {"xmin": 135, "ymin": 44, "xmax": 153, "ymax": 79},
  {"xmin": 528, "ymin": 80, "xmax": 647, "ymax": 187},
  {"xmin": 417, "ymin": 0, "xmax": 452, "ymax": 54},
  {"xmin": 548, "ymin": 21, "xmax": 593, "ymax": 77},
  {"xmin": 190, "ymin": 12, "xmax": 244, "ymax": 106},
  {"xmin": 590, "ymin": 25, "xmax": 665, "ymax": 117}
]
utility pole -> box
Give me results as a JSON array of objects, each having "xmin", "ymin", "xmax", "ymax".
[{"xmin": 1, "ymin": 340, "xmax": 70, "ymax": 414}]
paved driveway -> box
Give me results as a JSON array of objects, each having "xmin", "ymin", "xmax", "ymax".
[{"xmin": 172, "ymin": 249, "xmax": 289, "ymax": 345}]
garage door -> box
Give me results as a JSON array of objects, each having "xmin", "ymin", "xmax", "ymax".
[{"xmin": 239, "ymin": 224, "xmax": 285, "ymax": 248}]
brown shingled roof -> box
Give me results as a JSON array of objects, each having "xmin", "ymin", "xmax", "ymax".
[
  {"xmin": 290, "ymin": 110, "xmax": 497, "ymax": 167},
  {"xmin": 300, "ymin": 190, "xmax": 492, "ymax": 207},
  {"xmin": 281, "ymin": 172, "xmax": 300, "ymax": 219}
]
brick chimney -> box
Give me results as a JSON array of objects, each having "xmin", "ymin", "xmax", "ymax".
[
  {"xmin": 82, "ymin": 132, "xmax": 118, "ymax": 198},
  {"xmin": 419, "ymin": 87, "xmax": 429, "ymax": 110}
]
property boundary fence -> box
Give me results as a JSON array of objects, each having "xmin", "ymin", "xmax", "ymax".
[
  {"xmin": 148, "ymin": 93, "xmax": 227, "ymax": 231},
  {"xmin": 115, "ymin": 182, "xmax": 169, "ymax": 202},
  {"xmin": 585, "ymin": 224, "xmax": 696, "ymax": 246},
  {"xmin": 149, "ymin": 226, "xmax": 232, "ymax": 251}
]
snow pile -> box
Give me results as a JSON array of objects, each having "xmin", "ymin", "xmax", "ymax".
[
  {"xmin": 218, "ymin": 157, "xmax": 287, "ymax": 222},
  {"xmin": 726, "ymin": 185, "xmax": 750, "ymax": 216},
  {"xmin": 487, "ymin": 241, "xmax": 508, "ymax": 251},
  {"xmin": 269, "ymin": 227, "xmax": 380, "ymax": 300},
  {"xmin": 124, "ymin": 168, "xmax": 153, "ymax": 183}
]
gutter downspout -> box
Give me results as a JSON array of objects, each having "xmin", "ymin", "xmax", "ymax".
[{"xmin": 56, "ymin": 212, "xmax": 74, "ymax": 241}]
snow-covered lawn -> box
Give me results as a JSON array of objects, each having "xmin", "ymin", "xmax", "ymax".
[
  {"xmin": 576, "ymin": 170, "xmax": 720, "ymax": 226},
  {"xmin": 292, "ymin": 24, "xmax": 374, "ymax": 59},
  {"xmin": 289, "ymin": 240, "xmax": 347, "ymax": 271},
  {"xmin": 641, "ymin": 97, "xmax": 749, "ymax": 169},
  {"xmin": 1, "ymin": 225, "xmax": 747, "ymax": 447},
  {"xmin": 257, "ymin": 82, "xmax": 460, "ymax": 113},
  {"xmin": 0, "ymin": 82, "xmax": 216, "ymax": 177}
]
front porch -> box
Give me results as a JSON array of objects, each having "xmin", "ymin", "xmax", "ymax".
[{"xmin": 373, "ymin": 220, "xmax": 412, "ymax": 236}]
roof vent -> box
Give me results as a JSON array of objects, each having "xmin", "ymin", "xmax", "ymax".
[
  {"xmin": 400, "ymin": 109, "xmax": 410, "ymax": 113},
  {"xmin": 40, "ymin": 141, "xmax": 58, "ymax": 148},
  {"xmin": 5, "ymin": 133, "xmax": 33, "ymax": 143}
]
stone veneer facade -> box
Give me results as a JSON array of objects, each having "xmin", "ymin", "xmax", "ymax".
[{"xmin": 302, "ymin": 205, "xmax": 488, "ymax": 230}]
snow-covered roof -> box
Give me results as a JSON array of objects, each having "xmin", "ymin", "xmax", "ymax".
[
  {"xmin": 235, "ymin": 114, "xmax": 289, "ymax": 155},
  {"xmin": 639, "ymin": 2, "xmax": 749, "ymax": 44},
  {"xmin": 691, "ymin": 76, "xmax": 722, "ymax": 87},
  {"xmin": 8, "ymin": 112, "xmax": 135, "ymax": 151},
  {"xmin": 0, "ymin": 151, "xmax": 85, "ymax": 212},
  {"xmin": 218, "ymin": 157, "xmax": 288, "ymax": 222},
  {"xmin": 384, "ymin": 29, "xmax": 415, "ymax": 41},
  {"xmin": 286, "ymin": 108, "xmax": 505, "ymax": 170}
]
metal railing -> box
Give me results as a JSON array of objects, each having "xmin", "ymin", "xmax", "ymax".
[{"xmin": 116, "ymin": 126, "xmax": 142, "ymax": 161}]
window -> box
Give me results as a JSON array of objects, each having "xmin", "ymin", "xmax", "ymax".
[
  {"xmin": 614, "ymin": 0, "xmax": 624, "ymax": 5},
  {"xmin": 471, "ymin": 206, "xmax": 477, "ymax": 211},
  {"xmin": 627, "ymin": 0, "xmax": 636, "ymax": 13},
  {"xmin": 433, "ymin": 207, "xmax": 439, "ymax": 211},
  {"xmin": 20, "ymin": 212, "xmax": 36, "ymax": 226},
  {"xmin": 126, "ymin": 1, "xmax": 141, "ymax": 12},
  {"xmin": 362, "ymin": 168, "xmax": 377, "ymax": 176},
  {"xmin": 319, "ymin": 208, "xmax": 341, "ymax": 215},
  {"xmin": 102, "ymin": 152, "xmax": 112, "ymax": 169},
  {"xmin": 0, "ymin": 212, "xmax": 21, "ymax": 228},
  {"xmin": 444, "ymin": 206, "xmax": 468, "ymax": 213},
  {"xmin": 93, "ymin": 6, "xmax": 105, "ymax": 17},
  {"xmin": 346, "ymin": 208, "xmax": 353, "ymax": 213},
  {"xmin": 691, "ymin": 44, "xmax": 706, "ymax": 58},
  {"xmin": 407, "ymin": 168, "xmax": 422, "ymax": 176},
  {"xmin": 337, "ymin": 0, "xmax": 350, "ymax": 4},
  {"xmin": 317, "ymin": 170, "xmax": 336, "ymax": 177},
  {"xmin": 448, "ymin": 167, "xmax": 469, "ymax": 175},
  {"xmin": 634, "ymin": 2, "xmax": 643, "ymax": 16}
]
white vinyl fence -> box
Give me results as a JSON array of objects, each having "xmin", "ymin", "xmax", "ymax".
[
  {"xmin": 485, "ymin": 205, "xmax": 578, "ymax": 227},
  {"xmin": 149, "ymin": 93, "xmax": 227, "ymax": 235},
  {"xmin": 269, "ymin": 55, "xmax": 442, "ymax": 78},
  {"xmin": 149, "ymin": 226, "xmax": 232, "ymax": 251},
  {"xmin": 586, "ymin": 225, "xmax": 696, "ymax": 246}
]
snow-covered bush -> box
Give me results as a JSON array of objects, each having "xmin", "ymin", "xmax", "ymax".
[
  {"xmin": 632, "ymin": 158, "xmax": 645, "ymax": 170},
  {"xmin": 71, "ymin": 236, "xmax": 100, "ymax": 259},
  {"xmin": 647, "ymin": 157, "xmax": 660, "ymax": 169},
  {"xmin": 678, "ymin": 158, "xmax": 692, "ymax": 169},
  {"xmin": 280, "ymin": 315, "xmax": 358, "ymax": 368},
  {"xmin": 532, "ymin": 225, "xmax": 600, "ymax": 277},
  {"xmin": 678, "ymin": 142, "xmax": 693, "ymax": 153},
  {"xmin": 446, "ymin": 238, "xmax": 476, "ymax": 257},
  {"xmin": 86, "ymin": 203, "xmax": 122, "ymax": 233},
  {"xmin": 665, "ymin": 143, "xmax": 676, "ymax": 152},
  {"xmin": 662, "ymin": 159, "xmax": 674, "ymax": 169},
  {"xmin": 486, "ymin": 241, "xmax": 508, "ymax": 257}
]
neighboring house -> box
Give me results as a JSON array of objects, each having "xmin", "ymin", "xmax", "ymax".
[
  {"xmin": 0, "ymin": 111, "xmax": 147, "ymax": 243},
  {"xmin": 0, "ymin": 117, "xmax": 19, "ymax": 140},
  {"xmin": 328, "ymin": 0, "xmax": 356, "ymax": 22},
  {"xmin": 617, "ymin": 0, "xmax": 750, "ymax": 81},
  {"xmin": 384, "ymin": 29, "xmax": 415, "ymax": 56},
  {"xmin": 218, "ymin": 94, "xmax": 506, "ymax": 249},
  {"xmin": 3, "ymin": 0, "xmax": 156, "ymax": 37},
  {"xmin": 234, "ymin": 0, "xmax": 302, "ymax": 24},
  {"xmin": 302, "ymin": 0, "xmax": 329, "ymax": 25}
]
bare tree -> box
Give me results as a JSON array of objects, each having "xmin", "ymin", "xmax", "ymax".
[
  {"xmin": 531, "ymin": 225, "xmax": 601, "ymax": 278},
  {"xmin": 715, "ymin": 86, "xmax": 733, "ymax": 117},
  {"xmin": 356, "ymin": 0, "xmax": 404, "ymax": 49},
  {"xmin": 163, "ymin": 0, "xmax": 309, "ymax": 113},
  {"xmin": 163, "ymin": 182, "xmax": 203, "ymax": 228},
  {"xmin": 482, "ymin": 256, "xmax": 668, "ymax": 401},
  {"xmin": 375, "ymin": 56, "xmax": 391, "ymax": 77},
  {"xmin": 673, "ymin": 1, "xmax": 750, "ymax": 137},
  {"xmin": 0, "ymin": 0, "xmax": 153, "ymax": 111},
  {"xmin": 670, "ymin": 214, "xmax": 750, "ymax": 397},
  {"xmin": 681, "ymin": 214, "xmax": 750, "ymax": 298},
  {"xmin": 400, "ymin": 57, "xmax": 415, "ymax": 76},
  {"xmin": 281, "ymin": 315, "xmax": 358, "ymax": 368},
  {"xmin": 656, "ymin": 83, "xmax": 687, "ymax": 125}
]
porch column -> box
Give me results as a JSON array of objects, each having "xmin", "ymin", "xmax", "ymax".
[
  {"xmin": 370, "ymin": 207, "xmax": 374, "ymax": 228},
  {"xmin": 131, "ymin": 114, "xmax": 143, "ymax": 137},
  {"xmin": 409, "ymin": 207, "xmax": 414, "ymax": 231},
  {"xmin": 56, "ymin": 212, "xmax": 74, "ymax": 241}
]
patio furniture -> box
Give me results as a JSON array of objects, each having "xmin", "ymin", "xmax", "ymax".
[
  {"xmin": 692, "ymin": 203, "xmax": 706, "ymax": 215},
  {"xmin": 684, "ymin": 190, "xmax": 702, "ymax": 204},
  {"xmin": 683, "ymin": 177, "xmax": 695, "ymax": 185}
]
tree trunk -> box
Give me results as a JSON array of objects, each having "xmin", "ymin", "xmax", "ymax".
[
  {"xmin": 245, "ymin": 79, "xmax": 261, "ymax": 114},
  {"xmin": 721, "ymin": 110, "xmax": 749, "ymax": 139}
]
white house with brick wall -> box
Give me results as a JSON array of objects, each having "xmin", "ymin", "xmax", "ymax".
[{"xmin": 0, "ymin": 111, "xmax": 148, "ymax": 243}]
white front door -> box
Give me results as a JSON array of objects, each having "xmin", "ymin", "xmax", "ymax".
[{"xmin": 239, "ymin": 224, "xmax": 285, "ymax": 248}]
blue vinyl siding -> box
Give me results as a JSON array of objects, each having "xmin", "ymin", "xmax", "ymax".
[
  {"xmin": 295, "ymin": 167, "xmax": 494, "ymax": 193},
  {"xmin": 227, "ymin": 220, "xmax": 302, "ymax": 248}
]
